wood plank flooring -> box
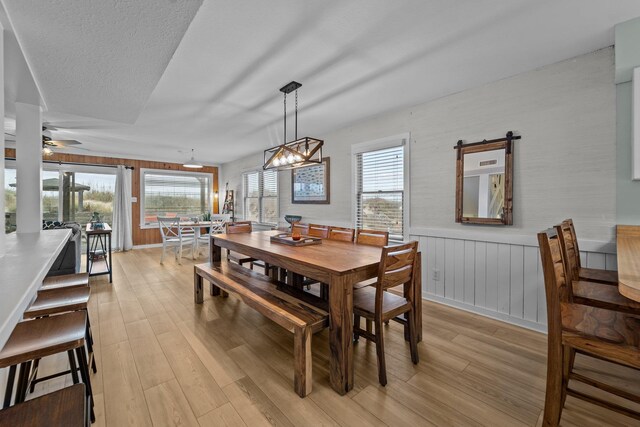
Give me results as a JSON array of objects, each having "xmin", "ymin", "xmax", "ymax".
[{"xmin": 28, "ymin": 248, "xmax": 640, "ymax": 426}]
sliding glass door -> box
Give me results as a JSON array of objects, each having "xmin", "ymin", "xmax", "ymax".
[{"xmin": 4, "ymin": 160, "xmax": 116, "ymax": 233}]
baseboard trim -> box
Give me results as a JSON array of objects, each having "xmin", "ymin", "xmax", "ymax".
[
  {"xmin": 133, "ymin": 243, "xmax": 163, "ymax": 249},
  {"xmin": 423, "ymin": 292, "xmax": 548, "ymax": 334}
]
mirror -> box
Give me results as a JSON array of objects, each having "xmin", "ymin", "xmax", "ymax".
[{"xmin": 456, "ymin": 139, "xmax": 513, "ymax": 225}]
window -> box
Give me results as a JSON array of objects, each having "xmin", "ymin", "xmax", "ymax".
[
  {"xmin": 141, "ymin": 169, "xmax": 212, "ymax": 227},
  {"xmin": 355, "ymin": 142, "xmax": 407, "ymax": 241},
  {"xmin": 243, "ymin": 169, "xmax": 278, "ymax": 225}
]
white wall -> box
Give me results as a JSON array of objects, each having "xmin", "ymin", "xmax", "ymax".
[{"xmin": 220, "ymin": 48, "xmax": 617, "ymax": 330}]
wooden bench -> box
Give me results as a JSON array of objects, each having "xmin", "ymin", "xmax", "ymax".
[{"xmin": 194, "ymin": 262, "xmax": 328, "ymax": 397}]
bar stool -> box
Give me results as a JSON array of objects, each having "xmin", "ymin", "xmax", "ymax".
[
  {"xmin": 41, "ymin": 273, "xmax": 89, "ymax": 291},
  {"xmin": 23, "ymin": 286, "xmax": 96, "ymax": 394},
  {"xmin": 0, "ymin": 384, "xmax": 87, "ymax": 427},
  {"xmin": 0, "ymin": 311, "xmax": 95, "ymax": 422}
]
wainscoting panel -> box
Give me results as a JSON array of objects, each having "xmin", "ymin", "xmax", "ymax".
[{"xmin": 411, "ymin": 229, "xmax": 617, "ymax": 332}]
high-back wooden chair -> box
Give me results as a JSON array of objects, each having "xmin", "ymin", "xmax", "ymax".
[
  {"xmin": 307, "ymin": 224, "xmax": 329, "ymax": 238},
  {"xmin": 538, "ymin": 228, "xmax": 640, "ymax": 426},
  {"xmin": 355, "ymin": 229, "xmax": 389, "ymax": 247},
  {"xmin": 328, "ymin": 226, "xmax": 355, "ymax": 242},
  {"xmin": 556, "ymin": 223, "xmax": 640, "ymax": 314},
  {"xmin": 353, "ymin": 241, "xmax": 420, "ymax": 386},
  {"xmin": 223, "ymin": 221, "xmax": 255, "ymax": 268},
  {"xmin": 563, "ymin": 219, "xmax": 618, "ymax": 284},
  {"xmin": 291, "ymin": 223, "xmax": 310, "ymax": 236}
]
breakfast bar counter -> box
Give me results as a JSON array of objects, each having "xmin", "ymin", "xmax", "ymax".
[{"xmin": 0, "ymin": 229, "xmax": 71, "ymax": 348}]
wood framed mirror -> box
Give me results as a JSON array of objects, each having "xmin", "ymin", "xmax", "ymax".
[{"xmin": 455, "ymin": 132, "xmax": 517, "ymax": 225}]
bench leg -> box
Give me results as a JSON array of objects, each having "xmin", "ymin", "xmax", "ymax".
[
  {"xmin": 209, "ymin": 281, "xmax": 220, "ymax": 297},
  {"xmin": 293, "ymin": 326, "xmax": 312, "ymax": 398},
  {"xmin": 194, "ymin": 270, "xmax": 204, "ymax": 303}
]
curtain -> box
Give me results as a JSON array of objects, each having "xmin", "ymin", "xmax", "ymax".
[{"xmin": 113, "ymin": 165, "xmax": 133, "ymax": 251}]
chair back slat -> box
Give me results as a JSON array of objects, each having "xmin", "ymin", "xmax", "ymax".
[
  {"xmin": 308, "ymin": 224, "xmax": 329, "ymax": 238},
  {"xmin": 379, "ymin": 244, "xmax": 418, "ymax": 290},
  {"xmin": 158, "ymin": 217, "xmax": 180, "ymax": 240},
  {"xmin": 355, "ymin": 229, "xmax": 389, "ymax": 247},
  {"xmin": 328, "ymin": 227, "xmax": 355, "ymax": 242},
  {"xmin": 226, "ymin": 221, "xmax": 252, "ymax": 234},
  {"xmin": 292, "ymin": 223, "xmax": 310, "ymax": 235},
  {"xmin": 556, "ymin": 222, "xmax": 579, "ymax": 282},
  {"xmin": 563, "ymin": 218, "xmax": 583, "ymax": 269}
]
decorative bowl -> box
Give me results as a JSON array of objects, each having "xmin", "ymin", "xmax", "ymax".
[{"xmin": 284, "ymin": 215, "xmax": 302, "ymax": 226}]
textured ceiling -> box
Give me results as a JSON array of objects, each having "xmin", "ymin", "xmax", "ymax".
[
  {"xmin": 1, "ymin": 0, "xmax": 203, "ymax": 123},
  {"xmin": 6, "ymin": 0, "xmax": 640, "ymax": 165}
]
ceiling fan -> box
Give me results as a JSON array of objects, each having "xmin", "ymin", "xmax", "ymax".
[{"xmin": 4, "ymin": 125, "xmax": 86, "ymax": 156}]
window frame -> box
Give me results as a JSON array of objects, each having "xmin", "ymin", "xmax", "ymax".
[
  {"xmin": 351, "ymin": 133, "xmax": 410, "ymax": 242},
  {"xmin": 242, "ymin": 169, "xmax": 279, "ymax": 226},
  {"xmin": 139, "ymin": 168, "xmax": 213, "ymax": 229}
]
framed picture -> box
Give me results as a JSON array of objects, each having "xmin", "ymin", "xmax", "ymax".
[{"xmin": 291, "ymin": 158, "xmax": 330, "ymax": 204}]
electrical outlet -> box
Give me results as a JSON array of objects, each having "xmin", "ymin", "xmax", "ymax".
[{"xmin": 432, "ymin": 268, "xmax": 440, "ymax": 281}]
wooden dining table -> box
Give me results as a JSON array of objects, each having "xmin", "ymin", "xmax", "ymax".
[
  {"xmin": 616, "ymin": 225, "xmax": 640, "ymax": 302},
  {"xmin": 209, "ymin": 230, "xmax": 422, "ymax": 395}
]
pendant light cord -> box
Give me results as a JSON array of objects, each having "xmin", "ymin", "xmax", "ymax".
[
  {"xmin": 295, "ymin": 89, "xmax": 298, "ymax": 140},
  {"xmin": 283, "ymin": 92, "xmax": 287, "ymax": 143}
]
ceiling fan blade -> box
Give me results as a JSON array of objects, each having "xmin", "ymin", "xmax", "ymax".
[{"xmin": 49, "ymin": 139, "xmax": 81, "ymax": 147}]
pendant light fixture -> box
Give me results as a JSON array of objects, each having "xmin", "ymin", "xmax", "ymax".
[
  {"xmin": 183, "ymin": 148, "xmax": 203, "ymax": 169},
  {"xmin": 263, "ymin": 81, "xmax": 323, "ymax": 170}
]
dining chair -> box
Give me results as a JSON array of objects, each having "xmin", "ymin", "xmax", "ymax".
[
  {"xmin": 537, "ymin": 228, "xmax": 640, "ymax": 426},
  {"xmin": 355, "ymin": 229, "xmax": 389, "ymax": 247},
  {"xmin": 353, "ymin": 241, "xmax": 420, "ymax": 386},
  {"xmin": 328, "ymin": 226, "xmax": 355, "ymax": 242},
  {"xmin": 195, "ymin": 214, "xmax": 231, "ymax": 257},
  {"xmin": 158, "ymin": 217, "xmax": 195, "ymax": 264},
  {"xmin": 556, "ymin": 222, "xmax": 640, "ymax": 314},
  {"xmin": 292, "ymin": 222, "xmax": 310, "ymax": 236},
  {"xmin": 563, "ymin": 219, "xmax": 618, "ymax": 284},
  {"xmin": 307, "ymin": 224, "xmax": 330, "ymax": 238},
  {"xmin": 224, "ymin": 221, "xmax": 255, "ymax": 268}
]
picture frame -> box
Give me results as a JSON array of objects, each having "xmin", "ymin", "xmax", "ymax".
[{"xmin": 291, "ymin": 157, "xmax": 330, "ymax": 204}]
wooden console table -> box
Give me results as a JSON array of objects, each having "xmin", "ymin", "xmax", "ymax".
[{"xmin": 86, "ymin": 223, "xmax": 112, "ymax": 283}]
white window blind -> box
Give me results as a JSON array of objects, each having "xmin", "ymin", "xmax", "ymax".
[
  {"xmin": 243, "ymin": 169, "xmax": 278, "ymax": 225},
  {"xmin": 356, "ymin": 145, "xmax": 404, "ymax": 240},
  {"xmin": 141, "ymin": 171, "xmax": 211, "ymax": 226}
]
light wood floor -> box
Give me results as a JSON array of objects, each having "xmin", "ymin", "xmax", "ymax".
[{"xmin": 29, "ymin": 248, "xmax": 640, "ymax": 426}]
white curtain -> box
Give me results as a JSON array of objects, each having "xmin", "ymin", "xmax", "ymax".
[{"xmin": 113, "ymin": 165, "xmax": 133, "ymax": 251}]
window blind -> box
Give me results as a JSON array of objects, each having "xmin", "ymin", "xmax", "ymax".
[
  {"xmin": 142, "ymin": 172, "xmax": 211, "ymax": 225},
  {"xmin": 355, "ymin": 145, "xmax": 404, "ymax": 240},
  {"xmin": 243, "ymin": 169, "xmax": 278, "ymax": 225}
]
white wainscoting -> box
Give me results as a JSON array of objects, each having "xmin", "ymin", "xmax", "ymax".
[{"xmin": 410, "ymin": 227, "xmax": 617, "ymax": 332}]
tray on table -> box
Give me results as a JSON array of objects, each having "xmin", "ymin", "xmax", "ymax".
[{"xmin": 270, "ymin": 234, "xmax": 322, "ymax": 246}]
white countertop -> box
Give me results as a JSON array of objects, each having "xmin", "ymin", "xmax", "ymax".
[{"xmin": 0, "ymin": 229, "xmax": 71, "ymax": 349}]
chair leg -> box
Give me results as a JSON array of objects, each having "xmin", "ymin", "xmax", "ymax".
[
  {"xmin": 560, "ymin": 346, "xmax": 574, "ymax": 409},
  {"xmin": 3, "ymin": 364, "xmax": 16, "ymax": 409},
  {"xmin": 85, "ymin": 317, "xmax": 97, "ymax": 374},
  {"xmin": 160, "ymin": 244, "xmax": 166, "ymax": 264},
  {"xmin": 407, "ymin": 310, "xmax": 419, "ymax": 364},
  {"xmin": 374, "ymin": 319, "xmax": 387, "ymax": 386},
  {"xmin": 543, "ymin": 341, "xmax": 565, "ymax": 427},
  {"xmin": 178, "ymin": 244, "xmax": 183, "ymax": 265},
  {"xmin": 354, "ymin": 315, "xmax": 361, "ymax": 342},
  {"xmin": 29, "ymin": 358, "xmax": 41, "ymax": 393},
  {"xmin": 76, "ymin": 347, "xmax": 95, "ymax": 423},
  {"xmin": 15, "ymin": 361, "xmax": 31, "ymax": 404},
  {"xmin": 293, "ymin": 326, "xmax": 312, "ymax": 398},
  {"xmin": 68, "ymin": 350, "xmax": 80, "ymax": 384}
]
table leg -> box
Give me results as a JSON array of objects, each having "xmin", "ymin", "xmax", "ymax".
[
  {"xmin": 108, "ymin": 233, "xmax": 112, "ymax": 283},
  {"xmin": 328, "ymin": 274, "xmax": 354, "ymax": 395},
  {"xmin": 194, "ymin": 270, "xmax": 204, "ymax": 303},
  {"xmin": 86, "ymin": 233, "xmax": 90, "ymax": 274},
  {"xmin": 415, "ymin": 255, "xmax": 422, "ymax": 342}
]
